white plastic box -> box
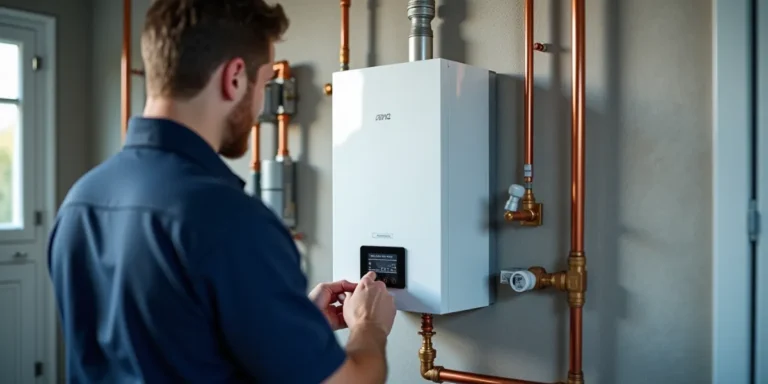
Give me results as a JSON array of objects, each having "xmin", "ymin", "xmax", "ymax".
[{"xmin": 331, "ymin": 58, "xmax": 496, "ymax": 315}]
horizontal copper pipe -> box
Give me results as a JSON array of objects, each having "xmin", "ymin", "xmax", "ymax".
[
  {"xmin": 438, "ymin": 369, "xmax": 550, "ymax": 384},
  {"xmin": 504, "ymin": 210, "xmax": 535, "ymax": 222}
]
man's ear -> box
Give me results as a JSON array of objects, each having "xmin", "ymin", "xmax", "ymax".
[{"xmin": 221, "ymin": 58, "xmax": 247, "ymax": 102}]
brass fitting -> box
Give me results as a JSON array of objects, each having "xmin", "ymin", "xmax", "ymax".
[
  {"xmin": 566, "ymin": 252, "xmax": 587, "ymax": 308},
  {"xmin": 526, "ymin": 253, "xmax": 587, "ymax": 306},
  {"xmin": 528, "ymin": 267, "xmax": 567, "ymax": 291},
  {"xmin": 567, "ymin": 371, "xmax": 584, "ymax": 384},
  {"xmin": 323, "ymin": 83, "xmax": 333, "ymax": 96},
  {"xmin": 418, "ymin": 314, "xmax": 443, "ymax": 382},
  {"xmin": 503, "ymin": 188, "xmax": 543, "ymax": 227}
]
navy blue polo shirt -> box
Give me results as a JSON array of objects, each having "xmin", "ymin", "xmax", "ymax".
[{"xmin": 48, "ymin": 117, "xmax": 346, "ymax": 383}]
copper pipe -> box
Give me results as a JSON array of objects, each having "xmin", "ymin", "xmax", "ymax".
[
  {"xmin": 504, "ymin": 210, "xmax": 535, "ymax": 222},
  {"xmin": 340, "ymin": 0, "xmax": 350, "ymax": 70},
  {"xmin": 419, "ymin": 314, "xmax": 560, "ymax": 384},
  {"xmin": 523, "ymin": 0, "xmax": 534, "ymax": 185},
  {"xmin": 438, "ymin": 369, "xmax": 549, "ymax": 384},
  {"xmin": 272, "ymin": 61, "xmax": 292, "ymax": 158},
  {"xmin": 571, "ymin": 0, "xmax": 585, "ymax": 253},
  {"xmin": 569, "ymin": 307, "xmax": 583, "ymax": 377},
  {"xmin": 121, "ymin": 0, "xmax": 131, "ymax": 140},
  {"xmin": 250, "ymin": 123, "xmax": 261, "ymax": 172},
  {"xmin": 273, "ymin": 60, "xmax": 292, "ymax": 81},
  {"xmin": 277, "ymin": 114, "xmax": 290, "ymax": 158},
  {"xmin": 569, "ymin": 0, "xmax": 586, "ymax": 382}
]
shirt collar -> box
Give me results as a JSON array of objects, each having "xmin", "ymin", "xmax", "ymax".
[{"xmin": 124, "ymin": 117, "xmax": 246, "ymax": 190}]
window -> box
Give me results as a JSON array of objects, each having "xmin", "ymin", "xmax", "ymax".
[
  {"xmin": 0, "ymin": 23, "xmax": 40, "ymax": 243},
  {"xmin": 0, "ymin": 41, "xmax": 23, "ymax": 229}
]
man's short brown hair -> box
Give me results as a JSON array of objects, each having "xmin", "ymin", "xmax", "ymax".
[{"xmin": 141, "ymin": 0, "xmax": 289, "ymax": 99}]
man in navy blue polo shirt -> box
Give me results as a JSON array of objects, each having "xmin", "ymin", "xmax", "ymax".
[{"xmin": 47, "ymin": 1, "xmax": 396, "ymax": 383}]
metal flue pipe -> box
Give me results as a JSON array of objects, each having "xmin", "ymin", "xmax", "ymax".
[{"xmin": 407, "ymin": 0, "xmax": 435, "ymax": 61}]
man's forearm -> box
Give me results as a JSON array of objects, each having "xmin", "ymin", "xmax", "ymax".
[{"xmin": 345, "ymin": 323, "xmax": 388, "ymax": 383}]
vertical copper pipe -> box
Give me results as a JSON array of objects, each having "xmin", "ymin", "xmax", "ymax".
[
  {"xmin": 121, "ymin": 0, "xmax": 131, "ymax": 140},
  {"xmin": 272, "ymin": 61, "xmax": 292, "ymax": 157},
  {"xmin": 277, "ymin": 114, "xmax": 290, "ymax": 158},
  {"xmin": 571, "ymin": 0, "xmax": 585, "ymax": 252},
  {"xmin": 569, "ymin": 307, "xmax": 583, "ymax": 376},
  {"xmin": 251, "ymin": 123, "xmax": 261, "ymax": 172},
  {"xmin": 569, "ymin": 0, "xmax": 586, "ymax": 380},
  {"xmin": 340, "ymin": 0, "xmax": 350, "ymax": 70},
  {"xmin": 523, "ymin": 0, "xmax": 534, "ymax": 185}
]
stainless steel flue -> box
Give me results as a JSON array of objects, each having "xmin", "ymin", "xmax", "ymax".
[{"xmin": 407, "ymin": 0, "xmax": 435, "ymax": 61}]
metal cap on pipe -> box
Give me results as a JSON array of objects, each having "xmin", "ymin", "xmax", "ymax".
[{"xmin": 407, "ymin": 0, "xmax": 435, "ymax": 61}]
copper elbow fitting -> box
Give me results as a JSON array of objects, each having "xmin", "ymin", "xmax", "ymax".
[
  {"xmin": 504, "ymin": 189, "xmax": 543, "ymax": 227},
  {"xmin": 272, "ymin": 60, "xmax": 292, "ymax": 80},
  {"xmin": 418, "ymin": 314, "xmax": 442, "ymax": 382}
]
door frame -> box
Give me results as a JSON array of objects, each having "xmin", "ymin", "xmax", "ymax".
[
  {"xmin": 755, "ymin": 0, "xmax": 768, "ymax": 381},
  {"xmin": 0, "ymin": 6, "xmax": 57, "ymax": 384},
  {"xmin": 712, "ymin": 0, "xmax": 759, "ymax": 383}
]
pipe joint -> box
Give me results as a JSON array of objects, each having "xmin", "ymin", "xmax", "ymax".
[
  {"xmin": 567, "ymin": 371, "xmax": 584, "ymax": 384},
  {"xmin": 504, "ymin": 189, "xmax": 543, "ymax": 226},
  {"xmin": 407, "ymin": 0, "xmax": 436, "ymax": 61},
  {"xmin": 422, "ymin": 367, "xmax": 443, "ymax": 383},
  {"xmin": 566, "ymin": 253, "xmax": 587, "ymax": 307},
  {"xmin": 529, "ymin": 267, "xmax": 567, "ymax": 291},
  {"xmin": 419, "ymin": 314, "xmax": 442, "ymax": 382}
]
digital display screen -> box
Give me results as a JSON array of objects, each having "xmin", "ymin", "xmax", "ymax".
[
  {"xmin": 360, "ymin": 246, "xmax": 406, "ymax": 289},
  {"xmin": 367, "ymin": 254, "xmax": 398, "ymax": 275}
]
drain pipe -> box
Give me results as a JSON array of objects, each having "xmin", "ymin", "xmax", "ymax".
[{"xmin": 407, "ymin": 0, "xmax": 435, "ymax": 61}]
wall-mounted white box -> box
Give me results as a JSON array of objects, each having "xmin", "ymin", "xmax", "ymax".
[{"xmin": 331, "ymin": 58, "xmax": 496, "ymax": 315}]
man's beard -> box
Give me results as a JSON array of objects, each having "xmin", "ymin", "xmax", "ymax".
[{"xmin": 219, "ymin": 84, "xmax": 256, "ymax": 159}]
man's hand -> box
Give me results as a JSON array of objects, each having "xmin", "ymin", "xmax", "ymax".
[
  {"xmin": 343, "ymin": 271, "xmax": 396, "ymax": 336},
  {"xmin": 309, "ymin": 279, "xmax": 358, "ymax": 331}
]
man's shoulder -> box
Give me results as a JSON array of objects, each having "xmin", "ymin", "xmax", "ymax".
[{"xmin": 62, "ymin": 150, "xmax": 257, "ymax": 217}]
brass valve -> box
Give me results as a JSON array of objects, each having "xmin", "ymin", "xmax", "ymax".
[{"xmin": 503, "ymin": 186, "xmax": 543, "ymax": 227}]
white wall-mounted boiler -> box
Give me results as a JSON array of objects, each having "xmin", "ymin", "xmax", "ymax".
[{"xmin": 331, "ymin": 58, "xmax": 497, "ymax": 315}]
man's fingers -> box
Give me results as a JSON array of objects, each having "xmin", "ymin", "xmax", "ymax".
[
  {"xmin": 361, "ymin": 271, "xmax": 377, "ymax": 284},
  {"xmin": 326, "ymin": 279, "xmax": 358, "ymax": 294}
]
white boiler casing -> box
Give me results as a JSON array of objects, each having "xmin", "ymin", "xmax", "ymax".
[{"xmin": 331, "ymin": 58, "xmax": 497, "ymax": 315}]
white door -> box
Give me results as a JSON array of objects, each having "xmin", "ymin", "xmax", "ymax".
[
  {"xmin": 0, "ymin": 10, "xmax": 55, "ymax": 384},
  {"xmin": 0, "ymin": 263, "xmax": 36, "ymax": 384}
]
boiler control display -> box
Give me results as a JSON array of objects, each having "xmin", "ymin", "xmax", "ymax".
[{"xmin": 360, "ymin": 246, "xmax": 406, "ymax": 289}]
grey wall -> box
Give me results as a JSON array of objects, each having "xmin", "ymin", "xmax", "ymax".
[
  {"xmin": 0, "ymin": 0, "xmax": 92, "ymax": 205},
  {"xmin": 90, "ymin": 0, "xmax": 713, "ymax": 383}
]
